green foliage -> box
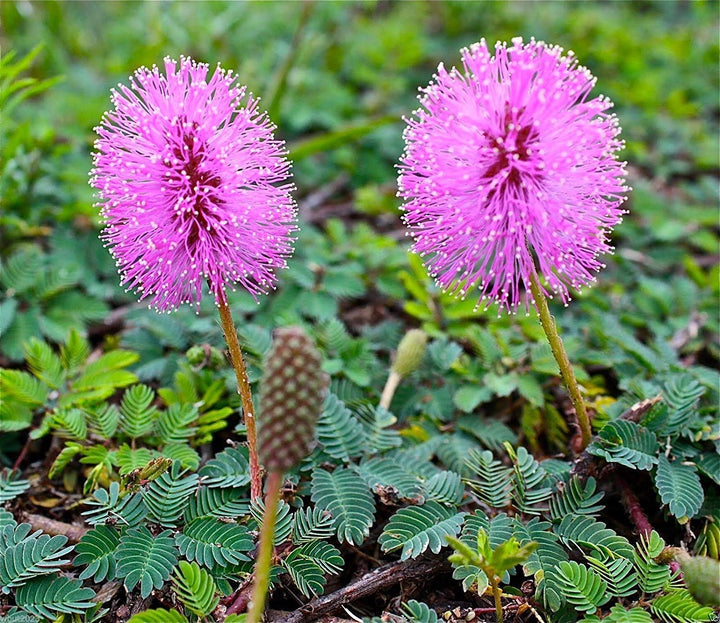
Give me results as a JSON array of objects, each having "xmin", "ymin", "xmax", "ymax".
[
  {"xmin": 0, "ymin": 523, "xmax": 74, "ymax": 592},
  {"xmin": 379, "ymin": 502, "xmax": 465, "ymax": 560},
  {"xmin": 311, "ymin": 466, "xmax": 376, "ymax": 545},
  {"xmin": 172, "ymin": 561, "xmax": 219, "ymax": 617},
  {"xmin": 655, "ymin": 455, "xmax": 704, "ymax": 521},
  {"xmin": 126, "ymin": 610, "xmax": 189, "ymax": 623},
  {"xmin": 115, "ymin": 526, "xmax": 178, "ymax": 598},
  {"xmin": 0, "ymin": 469, "xmax": 30, "ymax": 503},
  {"xmin": 175, "ymin": 518, "xmax": 252, "ymax": 568},
  {"xmin": 650, "ymin": 589, "xmax": 716, "ymax": 623},
  {"xmin": 282, "ymin": 541, "xmax": 344, "ymax": 597},
  {"xmin": 549, "ymin": 477, "xmax": 605, "ymax": 522},
  {"xmin": 14, "ymin": 575, "xmax": 95, "ymax": 620},
  {"xmin": 402, "ymin": 599, "xmax": 439, "ymax": 623},
  {"xmin": 73, "ymin": 525, "xmax": 120, "ymax": 582},
  {"xmin": 555, "ymin": 561, "xmax": 612, "ymax": 614},
  {"xmin": 143, "ymin": 461, "xmax": 199, "ymax": 527}
]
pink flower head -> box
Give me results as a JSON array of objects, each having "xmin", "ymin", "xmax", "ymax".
[
  {"xmin": 91, "ymin": 56, "xmax": 296, "ymax": 311},
  {"xmin": 398, "ymin": 38, "xmax": 629, "ymax": 312}
]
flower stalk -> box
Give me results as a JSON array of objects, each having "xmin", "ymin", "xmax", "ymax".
[
  {"xmin": 218, "ymin": 297, "xmax": 262, "ymax": 500},
  {"xmin": 247, "ymin": 470, "xmax": 283, "ymax": 623},
  {"xmin": 528, "ymin": 272, "xmax": 592, "ymax": 449}
]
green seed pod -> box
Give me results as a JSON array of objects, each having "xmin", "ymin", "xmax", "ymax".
[
  {"xmin": 391, "ymin": 329, "xmax": 428, "ymax": 377},
  {"xmin": 257, "ymin": 327, "xmax": 328, "ymax": 472},
  {"xmin": 679, "ymin": 554, "xmax": 720, "ymax": 607}
]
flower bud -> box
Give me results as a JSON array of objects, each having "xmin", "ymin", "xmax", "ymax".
[
  {"xmin": 391, "ymin": 329, "xmax": 428, "ymax": 377},
  {"xmin": 257, "ymin": 327, "xmax": 328, "ymax": 472}
]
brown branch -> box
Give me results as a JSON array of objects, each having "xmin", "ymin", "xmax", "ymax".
[
  {"xmin": 280, "ymin": 555, "xmax": 449, "ymax": 623},
  {"xmin": 23, "ymin": 513, "xmax": 88, "ymax": 543}
]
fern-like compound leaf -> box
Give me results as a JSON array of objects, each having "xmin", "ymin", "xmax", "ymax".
[
  {"xmin": 402, "ymin": 599, "xmax": 439, "ymax": 623},
  {"xmin": 587, "ymin": 420, "xmax": 658, "ymax": 471},
  {"xmin": 586, "ymin": 554, "xmax": 638, "ymax": 598},
  {"xmin": 358, "ymin": 457, "xmax": 423, "ymax": 501},
  {"xmin": 465, "ymin": 449, "xmax": 513, "ymax": 509},
  {"xmin": 291, "ymin": 505, "xmax": 336, "ymax": 544},
  {"xmin": 422, "ymin": 470, "xmax": 464, "ymax": 506},
  {"xmin": 73, "ymin": 525, "xmax": 120, "ymax": 582},
  {"xmin": 655, "ymin": 455, "xmax": 704, "ymax": 520},
  {"xmin": 659, "ymin": 374, "xmax": 706, "ymax": 437},
  {"xmin": 507, "ymin": 445, "xmax": 553, "ymax": 515},
  {"xmin": 172, "ymin": 560, "xmax": 219, "ymax": 617},
  {"xmin": 143, "ymin": 461, "xmax": 199, "ymax": 527},
  {"xmin": 198, "ymin": 446, "xmax": 250, "ymax": 488},
  {"xmin": 250, "ymin": 498, "xmax": 294, "ymax": 545},
  {"xmin": 0, "ymin": 469, "xmax": 30, "ymax": 503},
  {"xmin": 282, "ymin": 549, "xmax": 326, "ymax": 597},
  {"xmin": 579, "ymin": 604, "xmax": 653, "ymax": 623},
  {"xmin": 0, "ymin": 526, "xmax": 74, "ymax": 592},
  {"xmin": 311, "ymin": 467, "xmax": 375, "ymax": 545},
  {"xmin": 355, "ymin": 403, "xmax": 402, "ymax": 454},
  {"xmin": 119, "ymin": 384, "xmax": 157, "ymax": 439},
  {"xmin": 25, "ymin": 337, "xmax": 63, "ymax": 389},
  {"xmin": 81, "ymin": 482, "xmax": 148, "ymax": 527},
  {"xmin": 650, "ymin": 588, "xmax": 716, "ymax": 623},
  {"xmin": 379, "ymin": 501, "xmax": 465, "ymax": 560},
  {"xmin": 155, "ymin": 403, "xmax": 198, "ymax": 444},
  {"xmin": 512, "ymin": 517, "xmax": 568, "ymax": 611},
  {"xmin": 183, "ymin": 486, "xmax": 249, "ymax": 522},
  {"xmin": 175, "ymin": 518, "xmax": 252, "ymax": 568},
  {"xmin": 15, "ymin": 575, "xmax": 95, "ymax": 619},
  {"xmin": 71, "ymin": 350, "xmax": 138, "ymax": 399},
  {"xmin": 116, "ymin": 526, "xmax": 178, "ymax": 598},
  {"xmin": 295, "ymin": 540, "xmax": 344, "ymax": 575},
  {"xmin": 0, "ymin": 369, "xmax": 48, "ymax": 406},
  {"xmin": 549, "ymin": 476, "xmax": 605, "ymax": 522},
  {"xmin": 316, "ymin": 393, "xmax": 366, "ymax": 462},
  {"xmin": 160, "ymin": 442, "xmax": 200, "ymax": 470},
  {"xmin": 556, "ymin": 514, "xmax": 634, "ymax": 560},
  {"xmin": 126, "ymin": 609, "xmax": 189, "ymax": 623},
  {"xmin": 555, "ymin": 561, "xmax": 611, "ymax": 613},
  {"xmin": 634, "ymin": 531, "xmax": 671, "ymax": 594}
]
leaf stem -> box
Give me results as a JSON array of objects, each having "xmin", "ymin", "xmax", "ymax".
[
  {"xmin": 528, "ymin": 272, "xmax": 592, "ymax": 450},
  {"xmin": 247, "ymin": 470, "xmax": 283, "ymax": 623},
  {"xmin": 490, "ymin": 577, "xmax": 503, "ymax": 623},
  {"xmin": 217, "ymin": 297, "xmax": 262, "ymax": 499}
]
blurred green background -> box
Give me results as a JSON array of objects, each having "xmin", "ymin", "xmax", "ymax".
[{"xmin": 1, "ymin": 0, "xmax": 718, "ymax": 377}]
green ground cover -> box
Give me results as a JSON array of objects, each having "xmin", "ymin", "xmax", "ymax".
[{"xmin": 0, "ymin": 2, "xmax": 718, "ymax": 622}]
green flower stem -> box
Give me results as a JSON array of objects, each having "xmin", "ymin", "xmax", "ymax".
[
  {"xmin": 490, "ymin": 577, "xmax": 503, "ymax": 623},
  {"xmin": 247, "ymin": 470, "xmax": 283, "ymax": 623},
  {"xmin": 528, "ymin": 272, "xmax": 592, "ymax": 450},
  {"xmin": 217, "ymin": 298, "xmax": 262, "ymax": 500}
]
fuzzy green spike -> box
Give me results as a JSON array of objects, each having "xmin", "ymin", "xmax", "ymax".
[
  {"xmin": 257, "ymin": 327, "xmax": 328, "ymax": 472},
  {"xmin": 391, "ymin": 329, "xmax": 428, "ymax": 377},
  {"xmin": 678, "ymin": 554, "xmax": 720, "ymax": 607}
]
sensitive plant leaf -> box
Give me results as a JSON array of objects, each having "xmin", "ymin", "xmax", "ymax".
[
  {"xmin": 587, "ymin": 419, "xmax": 658, "ymax": 470},
  {"xmin": 172, "ymin": 560, "xmax": 219, "ymax": 617},
  {"xmin": 198, "ymin": 446, "xmax": 250, "ymax": 488},
  {"xmin": 73, "ymin": 525, "xmax": 120, "ymax": 582},
  {"xmin": 549, "ymin": 476, "xmax": 605, "ymax": 522},
  {"xmin": 465, "ymin": 449, "xmax": 513, "ymax": 509},
  {"xmin": 0, "ymin": 469, "xmax": 30, "ymax": 503},
  {"xmin": 291, "ymin": 506, "xmax": 336, "ymax": 544},
  {"xmin": 175, "ymin": 518, "xmax": 252, "ymax": 568},
  {"xmin": 0, "ymin": 527, "xmax": 74, "ymax": 591},
  {"xmin": 0, "ymin": 369, "xmax": 48, "ymax": 406},
  {"xmin": 655, "ymin": 455, "xmax": 704, "ymax": 520},
  {"xmin": 379, "ymin": 502, "xmax": 465, "ymax": 560},
  {"xmin": 183, "ymin": 486, "xmax": 249, "ymax": 522},
  {"xmin": 402, "ymin": 599, "xmax": 439, "ymax": 623},
  {"xmin": 250, "ymin": 498, "xmax": 294, "ymax": 545},
  {"xmin": 311, "ymin": 467, "xmax": 375, "ymax": 545},
  {"xmin": 650, "ymin": 588, "xmax": 716, "ymax": 623},
  {"xmin": 126, "ymin": 610, "xmax": 189, "ymax": 623},
  {"xmin": 118, "ymin": 384, "xmax": 157, "ymax": 439},
  {"xmin": 143, "ymin": 461, "xmax": 199, "ymax": 527},
  {"xmin": 422, "ymin": 470, "xmax": 464, "ymax": 506},
  {"xmin": 81, "ymin": 481, "xmax": 148, "ymax": 527},
  {"xmin": 24, "ymin": 337, "xmax": 63, "ymax": 389},
  {"xmin": 357, "ymin": 457, "xmax": 423, "ymax": 501},
  {"xmin": 15, "ymin": 575, "xmax": 95, "ymax": 619},
  {"xmin": 556, "ymin": 514, "xmax": 634, "ymax": 560},
  {"xmin": 116, "ymin": 526, "xmax": 178, "ymax": 598},
  {"xmin": 555, "ymin": 561, "xmax": 611, "ymax": 613},
  {"xmin": 316, "ymin": 393, "xmax": 366, "ymax": 462}
]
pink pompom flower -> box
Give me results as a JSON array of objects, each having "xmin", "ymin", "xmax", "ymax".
[
  {"xmin": 398, "ymin": 37, "xmax": 629, "ymax": 312},
  {"xmin": 91, "ymin": 56, "xmax": 296, "ymax": 311}
]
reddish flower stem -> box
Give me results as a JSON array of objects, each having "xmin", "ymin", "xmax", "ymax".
[
  {"xmin": 217, "ymin": 297, "xmax": 262, "ymax": 500},
  {"xmin": 616, "ymin": 472, "xmax": 653, "ymax": 537},
  {"xmin": 528, "ymin": 272, "xmax": 592, "ymax": 450}
]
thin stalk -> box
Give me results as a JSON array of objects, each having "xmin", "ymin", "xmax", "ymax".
[
  {"xmin": 217, "ymin": 297, "xmax": 262, "ymax": 499},
  {"xmin": 379, "ymin": 370, "xmax": 401, "ymax": 410},
  {"xmin": 247, "ymin": 470, "xmax": 283, "ymax": 623},
  {"xmin": 490, "ymin": 577, "xmax": 503, "ymax": 623},
  {"xmin": 528, "ymin": 272, "xmax": 592, "ymax": 449}
]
